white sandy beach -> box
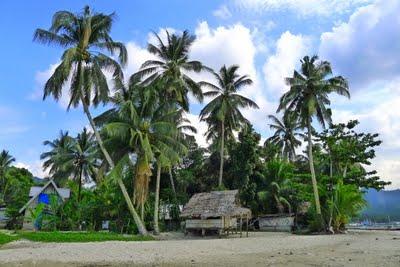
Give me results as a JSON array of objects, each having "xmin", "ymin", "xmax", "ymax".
[{"xmin": 0, "ymin": 230, "xmax": 399, "ymax": 266}]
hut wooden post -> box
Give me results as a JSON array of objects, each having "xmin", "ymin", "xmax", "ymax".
[
  {"xmin": 246, "ymin": 214, "xmax": 249, "ymax": 237},
  {"xmin": 240, "ymin": 215, "xmax": 243, "ymax": 238}
]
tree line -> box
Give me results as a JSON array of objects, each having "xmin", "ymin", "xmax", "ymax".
[{"xmin": 0, "ymin": 6, "xmax": 390, "ymax": 234}]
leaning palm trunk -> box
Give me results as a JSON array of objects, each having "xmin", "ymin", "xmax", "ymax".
[
  {"xmin": 218, "ymin": 120, "xmax": 225, "ymax": 187},
  {"xmin": 81, "ymin": 97, "xmax": 148, "ymax": 235},
  {"xmin": 307, "ymin": 117, "xmax": 322, "ymax": 217},
  {"xmin": 154, "ymin": 162, "xmax": 161, "ymax": 234},
  {"xmin": 168, "ymin": 167, "xmax": 177, "ymax": 196}
]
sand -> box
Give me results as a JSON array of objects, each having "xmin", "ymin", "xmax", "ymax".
[{"xmin": 0, "ymin": 230, "xmax": 399, "ymax": 266}]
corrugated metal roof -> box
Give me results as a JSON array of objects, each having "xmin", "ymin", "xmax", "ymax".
[
  {"xmin": 20, "ymin": 180, "xmax": 70, "ymax": 213},
  {"xmin": 29, "ymin": 187, "xmax": 43, "ymax": 197}
]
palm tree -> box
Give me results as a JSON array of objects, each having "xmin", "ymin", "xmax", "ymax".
[
  {"xmin": 104, "ymin": 91, "xmax": 186, "ymax": 220},
  {"xmin": 0, "ymin": 150, "xmax": 15, "ymax": 204},
  {"xmin": 41, "ymin": 130, "xmax": 74, "ymax": 184},
  {"xmin": 34, "ymin": 6, "xmax": 147, "ymax": 235},
  {"xmin": 200, "ymin": 65, "xmax": 259, "ymax": 187},
  {"xmin": 259, "ymin": 160, "xmax": 292, "ymax": 214},
  {"xmin": 135, "ymin": 30, "xmax": 206, "ymax": 111},
  {"xmin": 267, "ymin": 113, "xmax": 303, "ymax": 161},
  {"xmin": 153, "ymin": 108, "xmax": 194, "ymax": 234},
  {"xmin": 278, "ymin": 55, "xmax": 350, "ymax": 219},
  {"xmin": 63, "ymin": 128, "xmax": 99, "ymax": 201}
]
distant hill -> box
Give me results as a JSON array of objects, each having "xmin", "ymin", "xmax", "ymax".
[
  {"xmin": 32, "ymin": 176, "xmax": 48, "ymax": 186},
  {"xmin": 361, "ymin": 189, "xmax": 400, "ymax": 222}
]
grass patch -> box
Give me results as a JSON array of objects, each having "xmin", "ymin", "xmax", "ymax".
[
  {"xmin": 0, "ymin": 232, "xmax": 19, "ymax": 245},
  {"xmin": 17, "ymin": 231, "xmax": 154, "ymax": 243}
]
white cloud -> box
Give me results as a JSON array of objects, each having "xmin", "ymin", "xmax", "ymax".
[
  {"xmin": 371, "ymin": 157, "xmax": 400, "ymax": 189},
  {"xmin": 213, "ymin": 5, "xmax": 232, "ymax": 19},
  {"xmin": 14, "ymin": 160, "xmax": 49, "ymax": 178},
  {"xmin": 125, "ymin": 42, "xmax": 157, "ymax": 78},
  {"xmin": 32, "ymin": 62, "xmax": 72, "ymax": 109},
  {"xmin": 263, "ymin": 31, "xmax": 311, "ymax": 97},
  {"xmin": 316, "ymin": 0, "xmax": 400, "ymax": 188},
  {"xmin": 190, "ymin": 21, "xmax": 272, "ymax": 132},
  {"xmin": 184, "ymin": 113, "xmax": 208, "ymax": 147},
  {"xmin": 234, "ymin": 0, "xmax": 372, "ymax": 17},
  {"xmin": 319, "ymin": 0, "xmax": 400, "ymax": 89},
  {"xmin": 331, "ymin": 80, "xmax": 400, "ymax": 189},
  {"xmin": 191, "ymin": 22, "xmax": 257, "ymax": 78}
]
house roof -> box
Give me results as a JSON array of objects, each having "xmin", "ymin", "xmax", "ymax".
[
  {"xmin": 29, "ymin": 186, "xmax": 69, "ymax": 199},
  {"xmin": 180, "ymin": 190, "xmax": 251, "ymax": 219},
  {"xmin": 19, "ymin": 179, "xmax": 70, "ymax": 213}
]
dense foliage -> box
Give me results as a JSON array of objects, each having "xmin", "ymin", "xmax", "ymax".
[{"xmin": 0, "ymin": 6, "xmax": 390, "ymax": 235}]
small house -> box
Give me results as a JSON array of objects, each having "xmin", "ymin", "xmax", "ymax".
[
  {"xmin": 180, "ymin": 190, "xmax": 251, "ymax": 236},
  {"xmin": 257, "ymin": 214, "xmax": 295, "ymax": 232},
  {"xmin": 19, "ymin": 179, "xmax": 70, "ymax": 230},
  {"xmin": 0, "ymin": 206, "xmax": 8, "ymax": 228}
]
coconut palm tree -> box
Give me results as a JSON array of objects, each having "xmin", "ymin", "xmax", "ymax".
[
  {"xmin": 41, "ymin": 130, "xmax": 74, "ymax": 184},
  {"xmin": 135, "ymin": 30, "xmax": 206, "ymax": 111},
  {"xmin": 0, "ymin": 150, "xmax": 15, "ymax": 204},
  {"xmin": 104, "ymin": 92, "xmax": 187, "ymax": 220},
  {"xmin": 34, "ymin": 6, "xmax": 147, "ymax": 235},
  {"xmin": 266, "ymin": 113, "xmax": 303, "ymax": 161},
  {"xmin": 277, "ymin": 55, "xmax": 350, "ymax": 219},
  {"xmin": 200, "ymin": 65, "xmax": 259, "ymax": 187},
  {"xmin": 259, "ymin": 160, "xmax": 292, "ymax": 214},
  {"xmin": 63, "ymin": 128, "xmax": 100, "ymax": 201}
]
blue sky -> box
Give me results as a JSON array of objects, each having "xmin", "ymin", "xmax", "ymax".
[{"xmin": 0, "ymin": 0, "xmax": 399, "ymax": 188}]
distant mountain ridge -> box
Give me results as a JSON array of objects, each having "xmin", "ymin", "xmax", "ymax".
[
  {"xmin": 32, "ymin": 176, "xmax": 48, "ymax": 185},
  {"xmin": 362, "ymin": 189, "xmax": 400, "ymax": 221}
]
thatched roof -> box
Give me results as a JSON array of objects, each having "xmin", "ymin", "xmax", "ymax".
[{"xmin": 180, "ymin": 190, "xmax": 251, "ymax": 219}]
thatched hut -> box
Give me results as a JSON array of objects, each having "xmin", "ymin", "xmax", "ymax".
[{"xmin": 180, "ymin": 190, "xmax": 251, "ymax": 236}]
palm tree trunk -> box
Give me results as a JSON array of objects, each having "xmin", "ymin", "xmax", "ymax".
[
  {"xmin": 307, "ymin": 117, "xmax": 322, "ymax": 216},
  {"xmin": 154, "ymin": 162, "xmax": 161, "ymax": 235},
  {"xmin": 328, "ymin": 152, "xmax": 334, "ymax": 232},
  {"xmin": 343, "ymin": 164, "xmax": 348, "ymax": 178},
  {"xmin": 80, "ymin": 96, "xmax": 148, "ymax": 235},
  {"xmin": 274, "ymin": 194, "xmax": 284, "ymax": 214},
  {"xmin": 78, "ymin": 166, "xmax": 82, "ymax": 203},
  {"xmin": 168, "ymin": 167, "xmax": 176, "ymax": 196},
  {"xmin": 218, "ymin": 120, "xmax": 225, "ymax": 187}
]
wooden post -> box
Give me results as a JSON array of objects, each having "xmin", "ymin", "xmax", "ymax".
[
  {"xmin": 240, "ymin": 215, "xmax": 243, "ymax": 238},
  {"xmin": 246, "ymin": 214, "xmax": 249, "ymax": 237}
]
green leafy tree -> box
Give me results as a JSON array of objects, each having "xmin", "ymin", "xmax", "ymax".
[
  {"xmin": 315, "ymin": 120, "xmax": 390, "ymax": 190},
  {"xmin": 0, "ymin": 150, "xmax": 15, "ymax": 205},
  {"xmin": 267, "ymin": 113, "xmax": 303, "ymax": 161},
  {"xmin": 4, "ymin": 167, "xmax": 33, "ymax": 228},
  {"xmin": 200, "ymin": 65, "xmax": 259, "ymax": 187},
  {"xmin": 258, "ymin": 160, "xmax": 293, "ymax": 214},
  {"xmin": 278, "ymin": 55, "xmax": 350, "ymax": 219},
  {"xmin": 35, "ymin": 5, "xmax": 147, "ymax": 235},
  {"xmin": 328, "ymin": 180, "xmax": 366, "ymax": 232}
]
